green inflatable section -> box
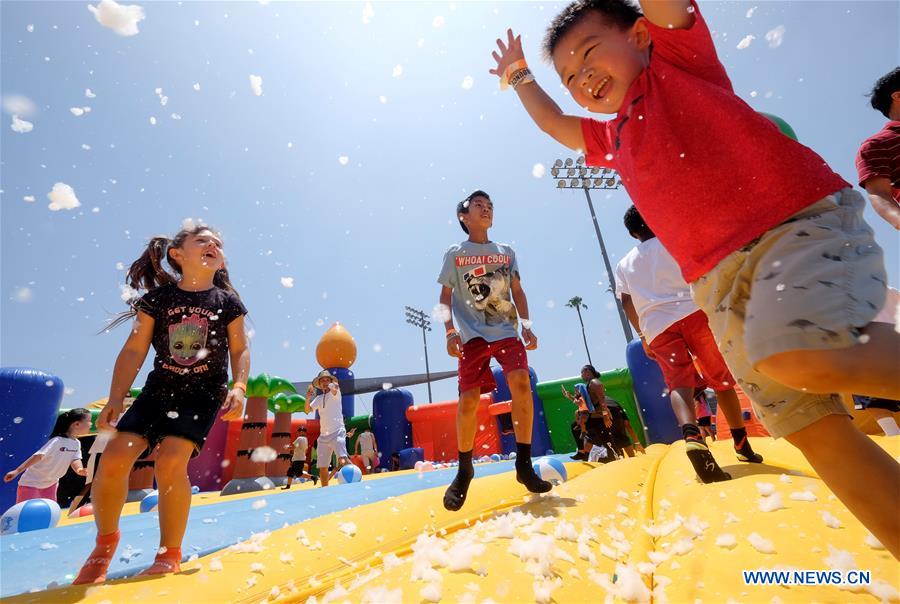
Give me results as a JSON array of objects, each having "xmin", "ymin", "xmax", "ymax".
[
  {"xmin": 536, "ymin": 368, "xmax": 646, "ymax": 454},
  {"xmin": 344, "ymin": 413, "xmax": 372, "ymax": 456}
]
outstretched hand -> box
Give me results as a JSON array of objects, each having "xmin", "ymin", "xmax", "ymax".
[{"xmin": 489, "ymin": 29, "xmax": 525, "ymax": 80}]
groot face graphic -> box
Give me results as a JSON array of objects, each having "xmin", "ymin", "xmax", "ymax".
[{"xmin": 168, "ymin": 314, "xmax": 208, "ymax": 366}]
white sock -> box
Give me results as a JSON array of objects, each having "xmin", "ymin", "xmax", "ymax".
[{"xmin": 875, "ymin": 417, "xmax": 900, "ymax": 437}]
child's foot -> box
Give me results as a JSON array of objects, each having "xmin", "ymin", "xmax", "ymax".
[
  {"xmin": 685, "ymin": 440, "xmax": 731, "ymax": 483},
  {"xmin": 732, "ymin": 430, "xmax": 763, "ymax": 463},
  {"xmin": 569, "ymin": 452, "xmax": 587, "ymax": 461},
  {"xmin": 312, "ymin": 475, "xmax": 318, "ymax": 486},
  {"xmin": 281, "ymin": 485, "xmax": 290, "ymax": 490},
  {"xmin": 515, "ymin": 458, "xmax": 553, "ymax": 494},
  {"xmin": 443, "ymin": 464, "xmax": 474, "ymax": 511},
  {"xmin": 72, "ymin": 530, "xmax": 120, "ymax": 585},
  {"xmin": 139, "ymin": 547, "xmax": 182, "ymax": 576}
]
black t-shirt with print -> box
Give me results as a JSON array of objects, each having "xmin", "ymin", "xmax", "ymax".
[{"xmin": 136, "ymin": 284, "xmax": 247, "ymax": 395}]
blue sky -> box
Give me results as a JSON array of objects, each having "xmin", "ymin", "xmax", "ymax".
[{"xmin": 2, "ymin": 1, "xmax": 898, "ymax": 416}]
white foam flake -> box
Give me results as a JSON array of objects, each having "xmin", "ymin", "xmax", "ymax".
[
  {"xmin": 85, "ymin": 88, "xmax": 96, "ymax": 98},
  {"xmin": 461, "ymin": 75, "xmax": 474, "ymax": 90},
  {"xmin": 716, "ymin": 533, "xmax": 737, "ymax": 549},
  {"xmin": 789, "ymin": 490, "xmax": 816, "ymax": 502},
  {"xmin": 23, "ymin": 195, "xmax": 35, "ymax": 202},
  {"xmin": 765, "ymin": 25, "xmax": 786, "ymax": 48},
  {"xmin": 755, "ymin": 482, "xmax": 776, "ymax": 496},
  {"xmin": 250, "ymin": 446, "xmax": 277, "ymax": 463},
  {"xmin": 10, "ymin": 115, "xmax": 33, "ymax": 133},
  {"xmin": 757, "ymin": 492, "xmax": 785, "ymax": 512},
  {"xmin": 249, "ymin": 74, "xmax": 263, "ymax": 96},
  {"xmin": 2, "ymin": 94, "xmax": 37, "ymax": 117},
  {"xmin": 280, "ymin": 277, "xmax": 294, "ymax": 288},
  {"xmin": 532, "ymin": 163, "xmax": 546, "ymax": 178},
  {"xmin": 864, "ymin": 532, "xmax": 885, "ymax": 550},
  {"xmin": 820, "ymin": 511, "xmax": 842, "ymax": 529},
  {"xmin": 209, "ymin": 558, "xmax": 223, "ymax": 571},
  {"xmin": 419, "ymin": 582, "xmax": 441, "ymax": 602},
  {"xmin": 338, "ymin": 522, "xmax": 358, "ymax": 537},
  {"xmin": 778, "ymin": 473, "xmax": 792, "ymax": 484},
  {"xmin": 747, "ymin": 532, "xmax": 775, "ymax": 554},
  {"xmin": 149, "ymin": 116, "xmax": 157, "ymax": 125},
  {"xmin": 70, "ymin": 107, "xmax": 86, "ymax": 116},
  {"xmin": 736, "ymin": 34, "xmax": 755, "ymax": 49},
  {"xmin": 251, "ymin": 498, "xmax": 268, "ymax": 510},
  {"xmin": 746, "ymin": 6, "xmax": 757, "ymax": 18},
  {"xmin": 392, "ymin": 64, "xmax": 403, "ymax": 78},
  {"xmin": 432, "ymin": 15, "xmax": 445, "ymax": 28},
  {"xmin": 47, "ymin": 182, "xmax": 80, "ymax": 211},
  {"xmin": 338, "ymin": 155, "xmax": 349, "ymax": 165},
  {"xmin": 431, "ymin": 303, "xmax": 451, "ymax": 323},
  {"xmin": 88, "ymin": 0, "xmax": 145, "ymax": 36}
]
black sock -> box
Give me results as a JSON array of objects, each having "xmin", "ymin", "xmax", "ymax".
[
  {"xmin": 443, "ymin": 450, "xmax": 475, "ymax": 511},
  {"xmin": 514, "ymin": 442, "xmax": 552, "ymax": 494},
  {"xmin": 731, "ymin": 427, "xmax": 763, "ymax": 463}
]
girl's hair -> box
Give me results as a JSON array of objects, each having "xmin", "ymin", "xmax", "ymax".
[
  {"xmin": 581, "ymin": 364, "xmax": 601, "ymax": 379},
  {"xmin": 106, "ymin": 224, "xmax": 239, "ymax": 330},
  {"xmin": 50, "ymin": 408, "xmax": 91, "ymax": 438}
]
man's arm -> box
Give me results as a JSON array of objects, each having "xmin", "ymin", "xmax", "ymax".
[
  {"xmin": 621, "ymin": 293, "xmax": 654, "ymax": 358},
  {"xmin": 638, "ymin": 0, "xmax": 694, "ymax": 29},
  {"xmin": 510, "ymin": 274, "xmax": 537, "ymax": 350},
  {"xmin": 490, "ymin": 29, "xmax": 585, "ymax": 151},
  {"xmin": 863, "ymin": 177, "xmax": 900, "ymax": 230},
  {"xmin": 440, "ymin": 286, "xmax": 463, "ymax": 358}
]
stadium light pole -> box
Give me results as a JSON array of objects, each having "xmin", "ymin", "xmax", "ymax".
[
  {"xmin": 551, "ymin": 157, "xmax": 635, "ymax": 344},
  {"xmin": 404, "ymin": 306, "xmax": 433, "ymax": 405}
]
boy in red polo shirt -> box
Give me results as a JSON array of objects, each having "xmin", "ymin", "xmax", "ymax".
[
  {"xmin": 491, "ymin": 0, "xmax": 899, "ymax": 557},
  {"xmin": 857, "ymin": 67, "xmax": 900, "ymax": 229},
  {"xmin": 438, "ymin": 190, "xmax": 551, "ymax": 511}
]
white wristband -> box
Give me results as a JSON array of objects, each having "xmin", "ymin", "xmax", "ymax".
[{"xmin": 520, "ymin": 319, "xmax": 533, "ymax": 330}]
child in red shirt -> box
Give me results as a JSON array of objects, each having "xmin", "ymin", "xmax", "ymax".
[{"xmin": 492, "ymin": 0, "xmax": 899, "ymax": 558}]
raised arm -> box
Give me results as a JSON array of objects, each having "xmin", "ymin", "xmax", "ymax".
[
  {"xmin": 490, "ymin": 29, "xmax": 585, "ymax": 151},
  {"xmin": 638, "ymin": 0, "xmax": 694, "ymax": 29}
]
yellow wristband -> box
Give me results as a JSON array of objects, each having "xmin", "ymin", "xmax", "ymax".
[{"xmin": 232, "ymin": 382, "xmax": 247, "ymax": 392}]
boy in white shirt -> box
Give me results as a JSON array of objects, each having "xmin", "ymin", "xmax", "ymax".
[
  {"xmin": 283, "ymin": 425, "xmax": 317, "ymax": 489},
  {"xmin": 615, "ymin": 206, "xmax": 762, "ymax": 482},
  {"xmin": 305, "ymin": 370, "xmax": 350, "ymax": 487}
]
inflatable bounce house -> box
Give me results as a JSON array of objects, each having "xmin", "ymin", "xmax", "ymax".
[{"xmin": 1, "ymin": 305, "xmax": 897, "ymax": 601}]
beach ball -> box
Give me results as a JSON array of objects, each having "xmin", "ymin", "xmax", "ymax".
[
  {"xmin": 191, "ymin": 485, "xmax": 200, "ymax": 494},
  {"xmin": 546, "ymin": 449, "xmax": 555, "ymax": 455},
  {"xmin": 337, "ymin": 463, "xmax": 362, "ymax": 484},
  {"xmin": 490, "ymin": 453, "xmax": 501, "ymax": 462},
  {"xmin": 759, "ymin": 112, "xmax": 798, "ymax": 141},
  {"xmin": 508, "ymin": 452, "xmax": 516, "ymax": 460},
  {"xmin": 533, "ymin": 457, "xmax": 567, "ymax": 485},
  {"xmin": 414, "ymin": 461, "xmax": 424, "ymax": 471},
  {"xmin": 1, "ymin": 499, "xmax": 61, "ymax": 535},
  {"xmin": 420, "ymin": 461, "xmax": 435, "ymax": 472},
  {"xmin": 140, "ymin": 490, "xmax": 160, "ymax": 513}
]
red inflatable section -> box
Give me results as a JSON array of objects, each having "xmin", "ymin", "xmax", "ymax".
[
  {"xmin": 406, "ymin": 395, "xmax": 500, "ymax": 461},
  {"xmin": 221, "ymin": 418, "xmax": 320, "ymax": 485},
  {"xmin": 713, "ymin": 386, "xmax": 770, "ymax": 439}
]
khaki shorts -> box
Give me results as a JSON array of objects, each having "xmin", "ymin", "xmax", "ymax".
[{"xmin": 691, "ymin": 188, "xmax": 887, "ymax": 438}]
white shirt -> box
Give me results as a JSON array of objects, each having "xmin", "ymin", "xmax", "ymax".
[
  {"xmin": 615, "ymin": 238, "xmax": 698, "ymax": 345},
  {"xmin": 291, "ymin": 436, "xmax": 308, "ymax": 461},
  {"xmin": 309, "ymin": 388, "xmax": 344, "ymax": 437},
  {"xmin": 357, "ymin": 431, "xmax": 376, "ymax": 454},
  {"xmin": 19, "ymin": 436, "xmax": 82, "ymax": 488}
]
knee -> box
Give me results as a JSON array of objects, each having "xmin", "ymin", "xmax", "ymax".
[
  {"xmin": 155, "ymin": 452, "xmax": 189, "ymax": 480},
  {"xmin": 97, "ymin": 450, "xmax": 135, "ymax": 479},
  {"xmin": 756, "ymin": 350, "xmax": 846, "ymax": 393},
  {"xmin": 506, "ymin": 371, "xmax": 532, "ymax": 393}
]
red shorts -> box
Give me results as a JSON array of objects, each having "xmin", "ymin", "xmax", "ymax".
[
  {"xmin": 649, "ymin": 310, "xmax": 735, "ymax": 391},
  {"xmin": 458, "ymin": 337, "xmax": 528, "ymax": 394},
  {"xmin": 17, "ymin": 483, "xmax": 58, "ymax": 503}
]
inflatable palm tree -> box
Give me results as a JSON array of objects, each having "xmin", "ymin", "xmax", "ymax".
[
  {"xmin": 222, "ymin": 373, "xmax": 296, "ymax": 495},
  {"xmin": 266, "ymin": 393, "xmax": 306, "ymax": 484}
]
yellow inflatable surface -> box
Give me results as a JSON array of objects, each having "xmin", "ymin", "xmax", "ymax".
[{"xmin": 11, "ymin": 438, "xmax": 899, "ymax": 604}]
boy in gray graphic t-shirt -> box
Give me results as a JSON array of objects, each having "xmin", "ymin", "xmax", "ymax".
[{"xmin": 437, "ymin": 190, "xmax": 551, "ymax": 511}]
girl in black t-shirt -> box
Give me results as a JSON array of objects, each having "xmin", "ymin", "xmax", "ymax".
[{"xmin": 74, "ymin": 224, "xmax": 250, "ymax": 584}]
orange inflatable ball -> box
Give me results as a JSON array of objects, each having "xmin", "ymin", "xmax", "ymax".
[{"xmin": 316, "ymin": 322, "xmax": 357, "ymax": 369}]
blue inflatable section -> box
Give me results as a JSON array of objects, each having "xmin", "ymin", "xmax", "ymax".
[
  {"xmin": 328, "ymin": 366, "xmax": 355, "ymax": 418},
  {"xmin": 371, "ymin": 388, "xmax": 413, "ymax": 458},
  {"xmin": 625, "ymin": 339, "xmax": 682, "ymax": 444},
  {"xmin": 397, "ymin": 447, "xmax": 424, "ymax": 469},
  {"xmin": 491, "ymin": 366, "xmax": 552, "ymax": 456},
  {"xmin": 0, "ymin": 457, "xmax": 571, "ymax": 597},
  {"xmin": 0, "ymin": 368, "xmax": 65, "ymax": 515}
]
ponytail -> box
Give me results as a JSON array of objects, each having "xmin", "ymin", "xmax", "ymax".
[{"xmin": 50, "ymin": 408, "xmax": 90, "ymax": 438}]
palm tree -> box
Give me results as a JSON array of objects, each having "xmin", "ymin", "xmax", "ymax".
[
  {"xmin": 566, "ymin": 296, "xmax": 593, "ymax": 366},
  {"xmin": 266, "ymin": 392, "xmax": 306, "ymax": 484}
]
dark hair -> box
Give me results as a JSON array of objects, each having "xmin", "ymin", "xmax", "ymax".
[
  {"xmin": 106, "ymin": 224, "xmax": 240, "ymax": 330},
  {"xmin": 581, "ymin": 364, "xmax": 601, "ymax": 379},
  {"xmin": 456, "ymin": 190, "xmax": 490, "ymax": 234},
  {"xmin": 623, "ymin": 205, "xmax": 654, "ymax": 239},
  {"xmin": 869, "ymin": 67, "xmax": 900, "ymax": 118},
  {"xmin": 543, "ymin": 0, "xmax": 643, "ymax": 61},
  {"xmin": 51, "ymin": 408, "xmax": 90, "ymax": 438}
]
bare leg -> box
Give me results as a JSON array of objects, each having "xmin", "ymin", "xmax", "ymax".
[
  {"xmin": 154, "ymin": 437, "xmax": 194, "ymax": 550},
  {"xmin": 757, "ymin": 323, "xmax": 900, "ymax": 399},
  {"xmin": 786, "ymin": 415, "xmax": 900, "ymax": 559},
  {"xmin": 443, "ymin": 387, "xmax": 482, "ymax": 511}
]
